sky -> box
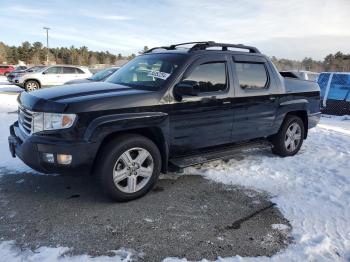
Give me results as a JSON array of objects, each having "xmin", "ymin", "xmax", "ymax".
[{"xmin": 0, "ymin": 0, "xmax": 349, "ymax": 60}]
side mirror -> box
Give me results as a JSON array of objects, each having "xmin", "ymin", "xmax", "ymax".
[
  {"xmin": 174, "ymin": 80, "xmax": 200, "ymax": 97},
  {"xmin": 42, "ymin": 71, "xmax": 46, "ymax": 75}
]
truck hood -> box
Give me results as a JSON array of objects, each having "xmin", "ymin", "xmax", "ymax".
[{"xmin": 18, "ymin": 82, "xmax": 158, "ymax": 113}]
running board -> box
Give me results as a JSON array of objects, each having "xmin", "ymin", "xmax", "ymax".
[{"xmin": 169, "ymin": 140, "xmax": 271, "ymax": 168}]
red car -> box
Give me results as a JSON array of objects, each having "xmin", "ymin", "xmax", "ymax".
[{"xmin": 0, "ymin": 65, "xmax": 15, "ymax": 76}]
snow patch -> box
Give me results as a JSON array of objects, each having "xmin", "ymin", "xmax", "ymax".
[
  {"xmin": 0, "ymin": 93, "xmax": 33, "ymax": 173},
  {"xmin": 271, "ymin": 224, "xmax": 290, "ymax": 231},
  {"xmin": 0, "ymin": 241, "xmax": 134, "ymax": 262}
]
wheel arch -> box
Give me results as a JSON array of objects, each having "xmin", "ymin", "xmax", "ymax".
[
  {"xmin": 92, "ymin": 127, "xmax": 169, "ymax": 174},
  {"xmin": 285, "ymin": 110, "xmax": 308, "ymax": 139},
  {"xmin": 24, "ymin": 78, "xmax": 41, "ymax": 88}
]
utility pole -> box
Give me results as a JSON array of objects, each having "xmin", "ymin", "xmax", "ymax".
[{"xmin": 43, "ymin": 27, "xmax": 50, "ymax": 64}]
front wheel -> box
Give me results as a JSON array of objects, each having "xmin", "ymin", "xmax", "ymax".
[
  {"xmin": 96, "ymin": 134, "xmax": 161, "ymax": 202},
  {"xmin": 25, "ymin": 80, "xmax": 40, "ymax": 92},
  {"xmin": 271, "ymin": 116, "xmax": 305, "ymax": 157}
]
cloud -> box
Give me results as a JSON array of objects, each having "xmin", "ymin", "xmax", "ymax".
[
  {"xmin": 1, "ymin": 0, "xmax": 349, "ymax": 59},
  {"xmin": 81, "ymin": 11, "xmax": 132, "ymax": 21},
  {"xmin": 8, "ymin": 5, "xmax": 51, "ymax": 16},
  {"xmin": 255, "ymin": 35, "xmax": 350, "ymax": 60}
]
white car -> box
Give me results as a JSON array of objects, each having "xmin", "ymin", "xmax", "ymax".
[
  {"xmin": 14, "ymin": 65, "xmax": 92, "ymax": 91},
  {"xmin": 281, "ymin": 70, "xmax": 319, "ymax": 82}
]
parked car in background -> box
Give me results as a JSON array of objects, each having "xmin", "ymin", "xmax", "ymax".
[
  {"xmin": 281, "ymin": 70, "xmax": 319, "ymax": 82},
  {"xmin": 14, "ymin": 65, "xmax": 92, "ymax": 91},
  {"xmin": 64, "ymin": 66, "xmax": 119, "ymax": 85},
  {"xmin": 15, "ymin": 66, "xmax": 28, "ymax": 71},
  {"xmin": 8, "ymin": 41, "xmax": 321, "ymax": 201},
  {"xmin": 7, "ymin": 66, "xmax": 46, "ymax": 83},
  {"xmin": 0, "ymin": 65, "xmax": 15, "ymax": 76}
]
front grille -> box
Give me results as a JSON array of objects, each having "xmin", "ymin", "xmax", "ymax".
[{"xmin": 18, "ymin": 106, "xmax": 33, "ymax": 134}]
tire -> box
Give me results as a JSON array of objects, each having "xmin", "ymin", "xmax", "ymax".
[
  {"xmin": 25, "ymin": 80, "xmax": 40, "ymax": 92},
  {"xmin": 271, "ymin": 115, "xmax": 305, "ymax": 157},
  {"xmin": 96, "ymin": 134, "xmax": 161, "ymax": 202}
]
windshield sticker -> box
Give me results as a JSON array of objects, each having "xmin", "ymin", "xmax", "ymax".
[{"xmin": 147, "ymin": 70, "xmax": 171, "ymax": 80}]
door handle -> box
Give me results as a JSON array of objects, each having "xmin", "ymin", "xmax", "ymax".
[
  {"xmin": 269, "ymin": 96, "xmax": 276, "ymax": 101},
  {"xmin": 223, "ymin": 101, "xmax": 231, "ymax": 104}
]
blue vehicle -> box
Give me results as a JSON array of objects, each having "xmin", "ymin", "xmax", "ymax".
[{"xmin": 318, "ymin": 72, "xmax": 350, "ymax": 115}]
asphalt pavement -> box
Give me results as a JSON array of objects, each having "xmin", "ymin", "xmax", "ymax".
[{"xmin": 0, "ymin": 170, "xmax": 292, "ymax": 261}]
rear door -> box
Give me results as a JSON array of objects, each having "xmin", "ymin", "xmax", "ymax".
[
  {"xmin": 231, "ymin": 55, "xmax": 279, "ymax": 141},
  {"xmin": 62, "ymin": 67, "xmax": 77, "ymax": 84},
  {"xmin": 169, "ymin": 54, "xmax": 234, "ymax": 156}
]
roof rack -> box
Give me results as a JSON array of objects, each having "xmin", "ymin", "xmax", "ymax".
[{"xmin": 144, "ymin": 41, "xmax": 260, "ymax": 54}]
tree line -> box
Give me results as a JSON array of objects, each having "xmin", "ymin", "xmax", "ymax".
[
  {"xmin": 0, "ymin": 41, "xmax": 141, "ymax": 66},
  {"xmin": 270, "ymin": 52, "xmax": 350, "ymax": 72},
  {"xmin": 0, "ymin": 41, "xmax": 349, "ymax": 72}
]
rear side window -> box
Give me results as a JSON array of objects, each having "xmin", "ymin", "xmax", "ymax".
[
  {"xmin": 184, "ymin": 62, "xmax": 227, "ymax": 93},
  {"xmin": 75, "ymin": 68, "xmax": 85, "ymax": 74},
  {"xmin": 63, "ymin": 67, "xmax": 76, "ymax": 74},
  {"xmin": 235, "ymin": 62, "xmax": 268, "ymax": 90}
]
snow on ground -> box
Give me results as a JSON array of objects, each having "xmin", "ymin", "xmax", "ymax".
[
  {"xmin": 178, "ymin": 117, "xmax": 350, "ymax": 261},
  {"xmin": 0, "ymin": 241, "xmax": 134, "ymax": 262},
  {"xmin": 0, "ymin": 76, "xmax": 23, "ymax": 93},
  {"xmin": 0, "ymin": 92, "xmax": 30, "ymax": 173},
  {"xmin": 0, "ymin": 86, "xmax": 349, "ymax": 261}
]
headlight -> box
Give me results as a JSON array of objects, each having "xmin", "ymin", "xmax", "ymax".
[{"xmin": 32, "ymin": 113, "xmax": 76, "ymax": 133}]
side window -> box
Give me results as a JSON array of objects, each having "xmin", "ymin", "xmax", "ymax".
[
  {"xmin": 184, "ymin": 62, "xmax": 227, "ymax": 93},
  {"xmin": 45, "ymin": 67, "xmax": 62, "ymax": 74},
  {"xmin": 75, "ymin": 68, "xmax": 85, "ymax": 74},
  {"xmin": 63, "ymin": 67, "xmax": 76, "ymax": 74},
  {"xmin": 235, "ymin": 62, "xmax": 268, "ymax": 90}
]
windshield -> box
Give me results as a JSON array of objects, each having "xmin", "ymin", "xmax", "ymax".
[
  {"xmin": 26, "ymin": 66, "xmax": 46, "ymax": 72},
  {"xmin": 106, "ymin": 54, "xmax": 186, "ymax": 90},
  {"xmin": 91, "ymin": 67, "xmax": 118, "ymax": 81}
]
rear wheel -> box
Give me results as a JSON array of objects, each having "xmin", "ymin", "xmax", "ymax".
[
  {"xmin": 271, "ymin": 115, "xmax": 305, "ymax": 157},
  {"xmin": 25, "ymin": 80, "xmax": 40, "ymax": 92},
  {"xmin": 96, "ymin": 134, "xmax": 161, "ymax": 201}
]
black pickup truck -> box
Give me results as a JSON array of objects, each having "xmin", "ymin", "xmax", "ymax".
[{"xmin": 8, "ymin": 42, "xmax": 321, "ymax": 201}]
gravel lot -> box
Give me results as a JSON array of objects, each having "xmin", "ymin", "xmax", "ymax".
[{"xmin": 0, "ymin": 170, "xmax": 291, "ymax": 261}]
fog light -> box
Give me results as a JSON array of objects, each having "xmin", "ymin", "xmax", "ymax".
[
  {"xmin": 42, "ymin": 153, "xmax": 55, "ymax": 163},
  {"xmin": 57, "ymin": 154, "xmax": 72, "ymax": 165}
]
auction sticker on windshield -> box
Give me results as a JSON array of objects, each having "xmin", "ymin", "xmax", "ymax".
[{"xmin": 147, "ymin": 70, "xmax": 171, "ymax": 80}]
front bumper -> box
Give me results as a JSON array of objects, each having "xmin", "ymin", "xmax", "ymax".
[
  {"xmin": 8, "ymin": 121, "xmax": 99, "ymax": 175},
  {"xmin": 308, "ymin": 112, "xmax": 321, "ymax": 129},
  {"xmin": 7, "ymin": 76, "xmax": 14, "ymax": 83}
]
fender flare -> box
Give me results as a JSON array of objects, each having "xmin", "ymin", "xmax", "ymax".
[{"xmin": 84, "ymin": 112, "xmax": 169, "ymax": 142}]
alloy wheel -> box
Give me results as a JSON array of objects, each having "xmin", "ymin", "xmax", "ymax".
[
  {"xmin": 284, "ymin": 122, "xmax": 302, "ymax": 152},
  {"xmin": 113, "ymin": 147, "xmax": 154, "ymax": 193}
]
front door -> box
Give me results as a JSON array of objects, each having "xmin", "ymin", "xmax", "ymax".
[
  {"xmin": 169, "ymin": 55, "xmax": 234, "ymax": 156},
  {"xmin": 41, "ymin": 66, "xmax": 63, "ymax": 86}
]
